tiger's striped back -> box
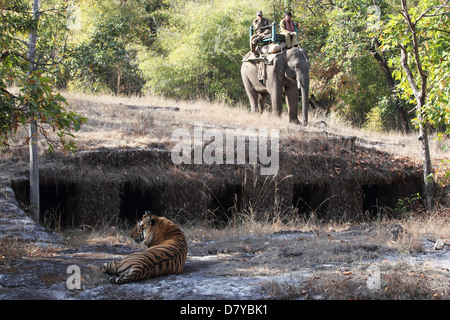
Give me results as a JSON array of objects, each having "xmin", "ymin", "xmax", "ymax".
[{"xmin": 102, "ymin": 213, "xmax": 188, "ymax": 284}]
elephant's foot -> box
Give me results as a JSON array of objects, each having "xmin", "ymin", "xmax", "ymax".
[{"xmin": 289, "ymin": 118, "xmax": 301, "ymax": 125}]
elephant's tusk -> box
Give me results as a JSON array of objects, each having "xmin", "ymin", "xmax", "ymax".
[{"xmin": 285, "ymin": 74, "xmax": 296, "ymax": 84}]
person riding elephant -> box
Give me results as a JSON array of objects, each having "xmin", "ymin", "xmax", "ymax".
[
  {"xmin": 241, "ymin": 47, "xmax": 310, "ymax": 125},
  {"xmin": 280, "ymin": 12, "xmax": 299, "ymax": 49},
  {"xmin": 250, "ymin": 11, "xmax": 271, "ymax": 54}
]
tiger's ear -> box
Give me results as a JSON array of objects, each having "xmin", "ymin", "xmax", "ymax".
[
  {"xmin": 150, "ymin": 215, "xmax": 156, "ymax": 226},
  {"xmin": 142, "ymin": 214, "xmax": 152, "ymax": 224}
]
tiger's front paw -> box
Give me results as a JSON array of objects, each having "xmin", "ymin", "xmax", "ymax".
[{"xmin": 105, "ymin": 273, "xmax": 120, "ymax": 284}]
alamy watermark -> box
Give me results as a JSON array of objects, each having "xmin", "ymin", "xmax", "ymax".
[
  {"xmin": 66, "ymin": 265, "xmax": 81, "ymax": 290},
  {"xmin": 366, "ymin": 265, "xmax": 381, "ymax": 290},
  {"xmin": 367, "ymin": 5, "xmax": 382, "ymax": 31},
  {"xmin": 170, "ymin": 122, "xmax": 279, "ymax": 176}
]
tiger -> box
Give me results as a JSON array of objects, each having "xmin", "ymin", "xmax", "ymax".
[{"xmin": 101, "ymin": 212, "xmax": 188, "ymax": 284}]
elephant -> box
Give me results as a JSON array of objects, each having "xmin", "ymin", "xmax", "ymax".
[{"xmin": 241, "ymin": 47, "xmax": 310, "ymax": 125}]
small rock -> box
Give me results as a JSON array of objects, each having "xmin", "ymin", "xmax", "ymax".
[{"xmin": 434, "ymin": 240, "xmax": 445, "ymax": 250}]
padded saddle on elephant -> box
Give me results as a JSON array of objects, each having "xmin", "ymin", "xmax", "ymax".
[{"xmin": 242, "ymin": 49, "xmax": 285, "ymax": 84}]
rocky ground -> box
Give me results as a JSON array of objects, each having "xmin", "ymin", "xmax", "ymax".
[{"xmin": 0, "ymin": 186, "xmax": 449, "ymax": 300}]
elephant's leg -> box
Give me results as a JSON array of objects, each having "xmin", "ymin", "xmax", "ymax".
[
  {"xmin": 271, "ymin": 90, "xmax": 283, "ymax": 117},
  {"xmin": 246, "ymin": 88, "xmax": 259, "ymax": 113},
  {"xmin": 258, "ymin": 93, "xmax": 268, "ymax": 114},
  {"xmin": 285, "ymin": 85, "xmax": 300, "ymax": 124},
  {"xmin": 241, "ymin": 71, "xmax": 260, "ymax": 113},
  {"xmin": 251, "ymin": 94, "xmax": 260, "ymax": 113}
]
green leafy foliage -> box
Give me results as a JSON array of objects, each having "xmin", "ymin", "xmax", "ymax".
[
  {"xmin": 381, "ymin": 0, "xmax": 450, "ymax": 135},
  {"xmin": 379, "ymin": 0, "xmax": 450, "ymax": 191},
  {"xmin": 0, "ymin": 0, "xmax": 86, "ymax": 152},
  {"xmin": 318, "ymin": 0, "xmax": 410, "ymax": 128},
  {"xmin": 395, "ymin": 193, "xmax": 423, "ymax": 217},
  {"xmin": 67, "ymin": 0, "xmax": 148, "ymax": 95},
  {"xmin": 139, "ymin": 0, "xmax": 261, "ymax": 102}
]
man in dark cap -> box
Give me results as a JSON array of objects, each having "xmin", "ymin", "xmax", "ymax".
[
  {"xmin": 280, "ymin": 12, "xmax": 298, "ymax": 48},
  {"xmin": 250, "ymin": 10, "xmax": 271, "ymax": 53}
]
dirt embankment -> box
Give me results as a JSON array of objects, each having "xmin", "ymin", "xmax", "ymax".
[
  {"xmin": 1, "ymin": 96, "xmax": 431, "ymax": 229},
  {"xmin": 4, "ymin": 131, "xmax": 424, "ymax": 229}
]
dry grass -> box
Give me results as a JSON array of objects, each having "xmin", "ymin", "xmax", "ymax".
[
  {"xmin": 3, "ymin": 91, "xmax": 448, "ymax": 233},
  {"xmin": 276, "ymin": 261, "xmax": 450, "ymax": 300},
  {"xmin": 0, "ymin": 238, "xmax": 59, "ymax": 269},
  {"xmin": 59, "ymin": 91, "xmax": 448, "ymax": 162},
  {"xmin": 61, "ymin": 223, "xmax": 147, "ymax": 250},
  {"xmin": 3, "ymin": 90, "xmax": 448, "ymax": 167},
  {"xmin": 184, "ymin": 206, "xmax": 449, "ymax": 300},
  {"xmin": 228, "ymin": 208, "xmax": 450, "ymax": 300},
  {"xmin": 398, "ymin": 207, "xmax": 450, "ymax": 250}
]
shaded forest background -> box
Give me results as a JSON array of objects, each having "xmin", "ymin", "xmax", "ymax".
[{"xmin": 1, "ymin": 0, "xmax": 449, "ymax": 133}]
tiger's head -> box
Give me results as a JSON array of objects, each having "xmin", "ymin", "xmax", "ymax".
[{"xmin": 130, "ymin": 211, "xmax": 170, "ymax": 247}]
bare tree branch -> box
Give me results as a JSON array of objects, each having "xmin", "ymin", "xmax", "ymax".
[
  {"xmin": 0, "ymin": 32, "xmax": 29, "ymax": 48},
  {"xmin": 401, "ymin": 0, "xmax": 427, "ymax": 101},
  {"xmin": 304, "ymin": 4, "xmax": 317, "ymax": 17},
  {"xmin": 399, "ymin": 44, "xmax": 420, "ymax": 102},
  {"xmin": 415, "ymin": 5, "xmax": 450, "ymax": 24},
  {"xmin": 0, "ymin": 87, "xmax": 19, "ymax": 101}
]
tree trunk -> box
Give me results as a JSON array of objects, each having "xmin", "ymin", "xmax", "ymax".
[
  {"xmin": 117, "ymin": 67, "xmax": 121, "ymax": 95},
  {"xmin": 28, "ymin": 0, "xmax": 40, "ymax": 223},
  {"xmin": 418, "ymin": 120, "xmax": 433, "ymax": 210},
  {"xmin": 29, "ymin": 121, "xmax": 39, "ymax": 223},
  {"xmin": 369, "ymin": 44, "xmax": 409, "ymax": 133},
  {"xmin": 399, "ymin": 0, "xmax": 434, "ymax": 211}
]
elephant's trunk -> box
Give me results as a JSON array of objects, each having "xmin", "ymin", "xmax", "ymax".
[{"xmin": 299, "ymin": 74, "xmax": 309, "ymax": 126}]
